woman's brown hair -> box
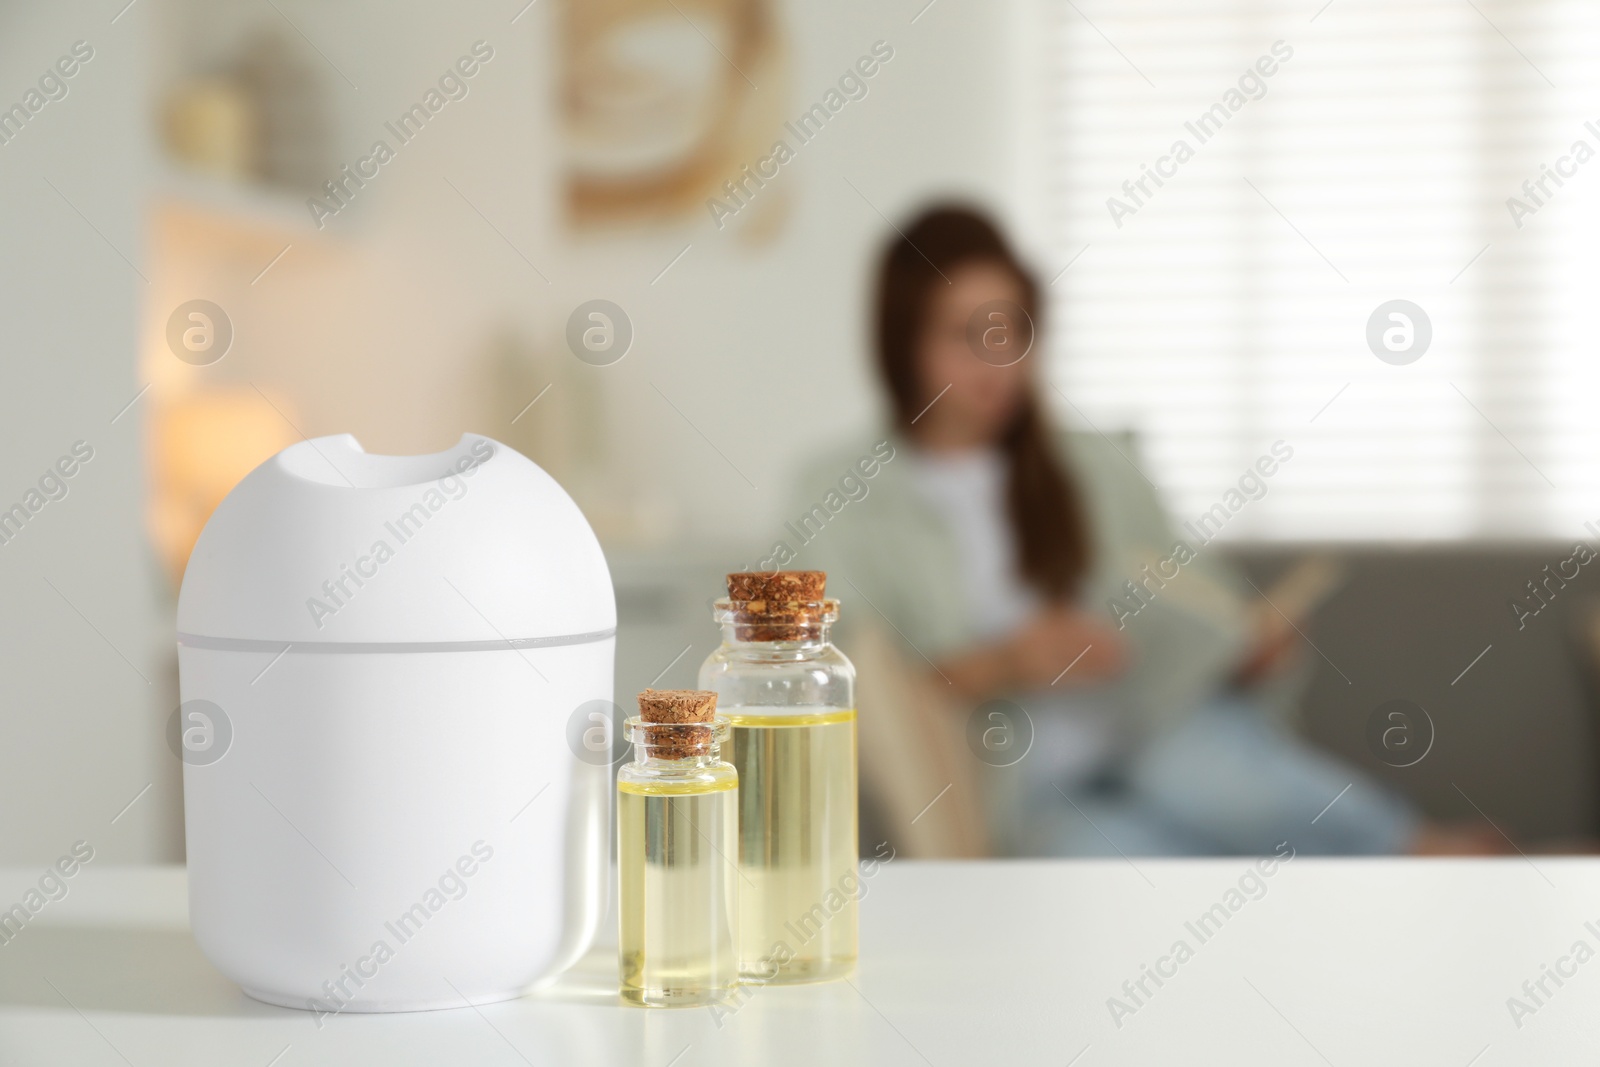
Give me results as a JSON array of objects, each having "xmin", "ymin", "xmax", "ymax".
[{"xmin": 873, "ymin": 205, "xmax": 1091, "ymax": 599}]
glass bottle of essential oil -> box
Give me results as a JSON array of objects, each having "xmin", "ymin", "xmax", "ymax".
[
  {"xmin": 617, "ymin": 689, "xmax": 740, "ymax": 1008},
  {"xmin": 698, "ymin": 571, "xmax": 858, "ymax": 984}
]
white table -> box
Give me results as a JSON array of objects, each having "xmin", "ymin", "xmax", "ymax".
[{"xmin": 0, "ymin": 859, "xmax": 1594, "ymax": 1065}]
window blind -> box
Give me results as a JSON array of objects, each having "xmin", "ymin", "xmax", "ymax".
[{"xmin": 1029, "ymin": 0, "xmax": 1600, "ymax": 540}]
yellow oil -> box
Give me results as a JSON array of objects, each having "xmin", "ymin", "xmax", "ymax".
[
  {"xmin": 617, "ymin": 776, "xmax": 740, "ymax": 1007},
  {"xmin": 724, "ymin": 707, "xmax": 858, "ymax": 983}
]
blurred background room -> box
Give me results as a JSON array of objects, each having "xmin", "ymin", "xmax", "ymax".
[{"xmin": 4, "ymin": 0, "xmax": 1600, "ymax": 864}]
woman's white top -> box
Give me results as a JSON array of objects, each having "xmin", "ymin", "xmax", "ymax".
[{"xmin": 907, "ymin": 447, "xmax": 1118, "ymax": 788}]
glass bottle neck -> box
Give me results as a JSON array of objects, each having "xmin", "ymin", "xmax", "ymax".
[
  {"xmin": 623, "ymin": 717, "xmax": 729, "ymax": 767},
  {"xmin": 717, "ymin": 620, "xmax": 833, "ymax": 654},
  {"xmin": 630, "ymin": 745, "xmax": 723, "ymax": 769}
]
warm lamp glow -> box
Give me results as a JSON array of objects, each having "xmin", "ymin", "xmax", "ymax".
[{"xmin": 149, "ymin": 388, "xmax": 297, "ymax": 586}]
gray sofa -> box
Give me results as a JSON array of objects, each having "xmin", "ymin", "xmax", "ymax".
[{"xmin": 1230, "ymin": 544, "xmax": 1600, "ymax": 844}]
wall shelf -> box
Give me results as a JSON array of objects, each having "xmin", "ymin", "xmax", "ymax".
[{"xmin": 151, "ymin": 167, "xmax": 326, "ymax": 244}]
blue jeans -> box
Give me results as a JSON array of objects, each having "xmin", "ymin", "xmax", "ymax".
[{"xmin": 1023, "ymin": 697, "xmax": 1419, "ymax": 857}]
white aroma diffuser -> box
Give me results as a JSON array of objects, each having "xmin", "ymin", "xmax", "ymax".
[{"xmin": 176, "ymin": 433, "xmax": 614, "ymax": 1012}]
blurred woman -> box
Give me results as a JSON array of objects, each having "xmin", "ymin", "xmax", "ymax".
[{"xmin": 797, "ymin": 205, "xmax": 1497, "ymax": 856}]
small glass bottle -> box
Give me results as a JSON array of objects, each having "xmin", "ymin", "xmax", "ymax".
[
  {"xmin": 617, "ymin": 688, "xmax": 740, "ymax": 1007},
  {"xmin": 698, "ymin": 571, "xmax": 858, "ymax": 984}
]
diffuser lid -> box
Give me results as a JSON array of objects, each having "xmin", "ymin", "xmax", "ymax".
[{"xmin": 176, "ymin": 434, "xmax": 615, "ymax": 646}]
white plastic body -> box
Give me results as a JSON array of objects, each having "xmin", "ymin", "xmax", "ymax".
[
  {"xmin": 181, "ymin": 642, "xmax": 612, "ymax": 1011},
  {"xmin": 177, "ymin": 434, "xmax": 615, "ymax": 1012}
]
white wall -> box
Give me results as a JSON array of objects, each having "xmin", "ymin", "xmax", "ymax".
[{"xmin": 0, "ymin": 5, "xmax": 172, "ymax": 863}]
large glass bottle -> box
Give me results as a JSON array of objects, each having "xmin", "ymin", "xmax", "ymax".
[
  {"xmin": 616, "ymin": 689, "xmax": 739, "ymax": 1007},
  {"xmin": 698, "ymin": 571, "xmax": 858, "ymax": 984}
]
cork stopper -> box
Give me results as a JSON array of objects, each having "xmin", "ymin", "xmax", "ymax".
[
  {"xmin": 726, "ymin": 571, "xmax": 827, "ymax": 605},
  {"xmin": 722, "ymin": 571, "xmax": 833, "ymax": 641},
  {"xmin": 638, "ymin": 688, "xmax": 717, "ymax": 724},
  {"xmin": 635, "ymin": 689, "xmax": 718, "ymax": 759}
]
